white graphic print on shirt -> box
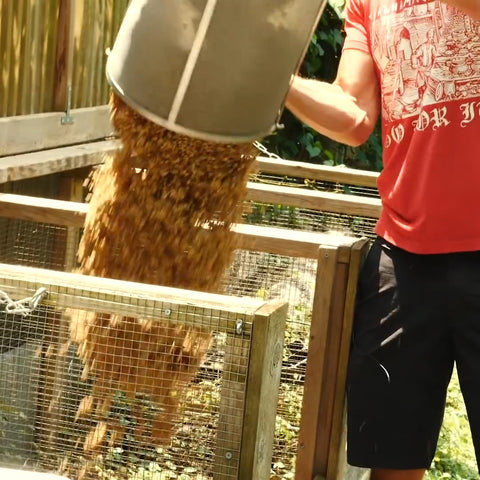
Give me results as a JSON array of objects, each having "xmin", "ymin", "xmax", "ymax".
[{"xmin": 370, "ymin": 0, "xmax": 480, "ymax": 128}]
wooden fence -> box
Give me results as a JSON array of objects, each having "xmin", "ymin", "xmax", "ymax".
[{"xmin": 0, "ymin": 0, "xmax": 129, "ymax": 117}]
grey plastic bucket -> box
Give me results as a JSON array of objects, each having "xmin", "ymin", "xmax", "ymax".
[{"xmin": 106, "ymin": 0, "xmax": 327, "ymax": 143}]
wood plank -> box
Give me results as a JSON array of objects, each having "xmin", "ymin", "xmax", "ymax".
[
  {"xmin": 130, "ymin": 155, "xmax": 380, "ymax": 190},
  {"xmin": 213, "ymin": 334, "xmax": 250, "ymax": 479},
  {"xmin": 255, "ymin": 157, "xmax": 379, "ymax": 189},
  {"xmin": 295, "ymin": 246, "xmax": 339, "ymax": 480},
  {"xmin": 0, "ymin": 467, "xmax": 70, "ymax": 480},
  {"xmin": 0, "ymin": 106, "xmax": 113, "ymax": 156},
  {"xmin": 239, "ymin": 300, "xmax": 288, "ymax": 480},
  {"xmin": 327, "ymin": 239, "xmax": 370, "ymax": 480},
  {"xmin": 52, "ymin": 174, "xmax": 84, "ymax": 272},
  {"xmin": 0, "ymin": 193, "xmax": 88, "ymax": 227},
  {"xmin": 314, "ymin": 252, "xmax": 350, "ymax": 479},
  {"xmin": 0, "ymin": 263, "xmax": 266, "ymax": 319},
  {"xmin": 232, "ymin": 223, "xmax": 357, "ymax": 261},
  {"xmin": 0, "ymin": 194, "xmax": 362, "ymax": 262},
  {"xmin": 0, "ymin": 178, "xmax": 381, "ymax": 222},
  {"xmin": 246, "ymin": 183, "xmax": 382, "ymax": 219},
  {"xmin": 0, "ymin": 140, "xmax": 119, "ymax": 183}
]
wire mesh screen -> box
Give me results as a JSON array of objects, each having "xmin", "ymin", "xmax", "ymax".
[
  {"xmin": 224, "ymin": 250, "xmax": 314, "ymax": 478},
  {"xmin": 245, "ymin": 169, "xmax": 379, "ymax": 240},
  {"xmin": 0, "ymin": 268, "xmax": 282, "ymax": 480},
  {"xmin": 0, "ymin": 218, "xmax": 79, "ymax": 271},
  {"xmin": 0, "ymin": 175, "xmax": 82, "ymax": 272},
  {"xmin": 0, "ymin": 158, "xmax": 376, "ymax": 478},
  {"xmin": 243, "ymin": 201, "xmax": 377, "ymax": 240}
]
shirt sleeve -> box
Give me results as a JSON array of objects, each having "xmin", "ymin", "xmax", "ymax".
[{"xmin": 343, "ymin": 0, "xmax": 370, "ymax": 53}]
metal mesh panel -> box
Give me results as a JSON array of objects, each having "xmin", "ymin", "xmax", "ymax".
[
  {"xmin": 245, "ymin": 171, "xmax": 379, "ymax": 240},
  {"xmin": 0, "ymin": 175, "xmax": 82, "ymax": 272},
  {"xmin": 0, "ymin": 159, "xmax": 376, "ymax": 478},
  {"xmin": 0, "ymin": 218, "xmax": 79, "ymax": 271},
  {"xmin": 224, "ymin": 251, "xmax": 314, "ymax": 477},
  {"xmin": 243, "ymin": 200, "xmax": 377, "ymax": 240},
  {"xmin": 0, "ymin": 270, "xmax": 281, "ymax": 480}
]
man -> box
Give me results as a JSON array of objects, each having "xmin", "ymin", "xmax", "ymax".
[{"xmin": 286, "ymin": 1, "xmax": 480, "ymax": 480}]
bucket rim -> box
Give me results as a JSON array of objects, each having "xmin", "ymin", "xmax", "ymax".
[{"xmin": 106, "ymin": 70, "xmax": 276, "ymax": 145}]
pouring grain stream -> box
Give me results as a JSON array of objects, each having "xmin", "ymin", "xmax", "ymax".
[{"xmin": 70, "ymin": 93, "xmax": 257, "ymax": 454}]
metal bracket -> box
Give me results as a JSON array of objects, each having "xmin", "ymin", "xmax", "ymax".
[
  {"xmin": 235, "ymin": 319, "xmax": 244, "ymax": 335},
  {"xmin": 61, "ymin": 85, "xmax": 75, "ymax": 125}
]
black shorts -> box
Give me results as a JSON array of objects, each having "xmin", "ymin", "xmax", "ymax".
[{"xmin": 347, "ymin": 237, "xmax": 480, "ymax": 470}]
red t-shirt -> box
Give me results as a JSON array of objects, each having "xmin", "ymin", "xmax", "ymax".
[{"xmin": 344, "ymin": 0, "xmax": 480, "ymax": 253}]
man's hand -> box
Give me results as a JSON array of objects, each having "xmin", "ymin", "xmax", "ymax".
[{"xmin": 441, "ymin": 0, "xmax": 480, "ymax": 20}]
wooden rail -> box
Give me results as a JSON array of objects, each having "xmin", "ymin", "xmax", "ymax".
[
  {"xmin": 0, "ymin": 140, "xmax": 118, "ymax": 184},
  {"xmin": 0, "ymin": 262, "xmax": 267, "ymax": 333},
  {"xmin": 0, "ymin": 106, "xmax": 113, "ymax": 156},
  {"xmin": 0, "ymin": 263, "xmax": 287, "ymax": 480},
  {"xmin": 246, "ymin": 182, "xmax": 381, "ymax": 218},
  {"xmin": 0, "ymin": 193, "xmax": 359, "ymax": 263},
  {"xmin": 0, "ymin": 107, "xmax": 380, "ymax": 189},
  {"xmin": 254, "ymin": 157, "xmax": 378, "ymax": 189},
  {"xmin": 0, "ymin": 146, "xmax": 382, "ymax": 218}
]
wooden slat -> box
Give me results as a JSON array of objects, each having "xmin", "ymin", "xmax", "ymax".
[
  {"xmin": 0, "ymin": 193, "xmax": 88, "ymax": 227},
  {"xmin": 327, "ymin": 239, "xmax": 369, "ymax": 480},
  {"xmin": 0, "ymin": 262, "xmax": 265, "ymax": 319},
  {"xmin": 232, "ymin": 223, "xmax": 356, "ymax": 261},
  {"xmin": 255, "ymin": 157, "xmax": 379, "ymax": 189},
  {"xmin": 0, "ymin": 106, "xmax": 113, "ymax": 156},
  {"xmin": 239, "ymin": 300, "xmax": 288, "ymax": 480},
  {"xmin": 314, "ymin": 251, "xmax": 350, "ymax": 478},
  {"xmin": 0, "ymin": 139, "xmax": 118, "ymax": 183},
  {"xmin": 53, "ymin": 173, "xmax": 84, "ymax": 272},
  {"xmin": 246, "ymin": 182, "xmax": 382, "ymax": 219},
  {"xmin": 0, "ymin": 467, "xmax": 70, "ymax": 480},
  {"xmin": 130, "ymin": 155, "xmax": 380, "ymax": 189},
  {"xmin": 0, "ymin": 144, "xmax": 381, "ymax": 218},
  {"xmin": 0, "ymin": 194, "xmax": 362, "ymax": 262},
  {"xmin": 213, "ymin": 334, "xmax": 250, "ymax": 479},
  {"xmin": 295, "ymin": 246, "xmax": 339, "ymax": 480}
]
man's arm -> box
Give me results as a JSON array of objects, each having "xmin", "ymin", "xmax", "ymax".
[
  {"xmin": 441, "ymin": 0, "xmax": 480, "ymax": 20},
  {"xmin": 285, "ymin": 49, "xmax": 381, "ymax": 147}
]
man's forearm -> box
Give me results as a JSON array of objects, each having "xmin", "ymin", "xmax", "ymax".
[
  {"xmin": 441, "ymin": 0, "xmax": 480, "ymax": 19},
  {"xmin": 285, "ymin": 76, "xmax": 372, "ymax": 147}
]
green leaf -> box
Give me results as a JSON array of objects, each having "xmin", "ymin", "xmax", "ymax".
[
  {"xmin": 327, "ymin": 0, "xmax": 346, "ymax": 19},
  {"xmin": 306, "ymin": 144, "xmax": 321, "ymax": 157}
]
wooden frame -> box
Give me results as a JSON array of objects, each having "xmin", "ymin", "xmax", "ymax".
[
  {"xmin": 0, "ymin": 107, "xmax": 113, "ymax": 157},
  {"xmin": 295, "ymin": 240, "xmax": 369, "ymax": 480},
  {"xmin": 0, "ymin": 467, "xmax": 69, "ymax": 480},
  {"xmin": 0, "ymin": 262, "xmax": 288, "ymax": 480},
  {"xmin": 0, "ymin": 106, "xmax": 379, "ymax": 189},
  {"xmin": 0, "ymin": 194, "xmax": 369, "ymax": 480},
  {"xmin": 1, "ymin": 107, "xmax": 378, "ymax": 479}
]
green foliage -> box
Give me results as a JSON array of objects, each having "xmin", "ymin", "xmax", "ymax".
[
  {"xmin": 426, "ymin": 371, "xmax": 479, "ymax": 480},
  {"xmin": 262, "ymin": 0, "xmax": 383, "ymax": 172}
]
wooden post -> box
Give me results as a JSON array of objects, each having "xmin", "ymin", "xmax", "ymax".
[
  {"xmin": 295, "ymin": 245, "xmax": 340, "ymax": 480},
  {"xmin": 239, "ymin": 300, "xmax": 287, "ymax": 480},
  {"xmin": 313, "ymin": 246, "xmax": 350, "ymax": 477},
  {"xmin": 52, "ymin": 172, "xmax": 84, "ymax": 271},
  {"xmin": 213, "ymin": 325, "xmax": 250, "ymax": 479},
  {"xmin": 327, "ymin": 239, "xmax": 370, "ymax": 480},
  {"xmin": 294, "ymin": 240, "xmax": 370, "ymax": 480}
]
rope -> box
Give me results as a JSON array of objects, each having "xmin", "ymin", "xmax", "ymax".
[{"xmin": 0, "ymin": 287, "xmax": 48, "ymax": 317}]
